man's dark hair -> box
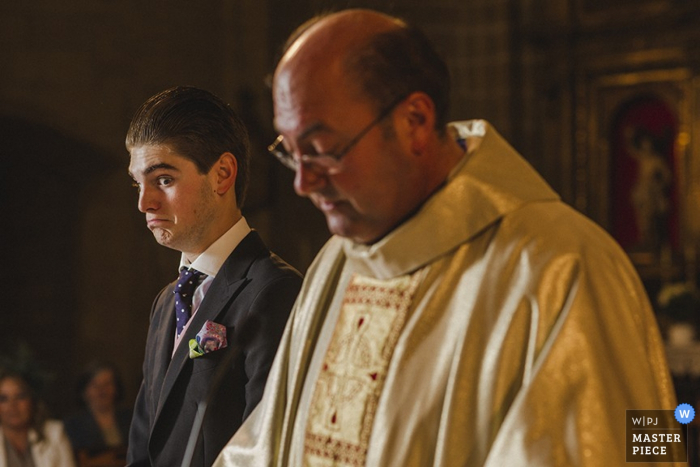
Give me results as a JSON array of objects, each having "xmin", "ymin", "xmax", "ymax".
[
  {"xmin": 126, "ymin": 86, "xmax": 251, "ymax": 207},
  {"xmin": 280, "ymin": 13, "xmax": 451, "ymax": 130}
]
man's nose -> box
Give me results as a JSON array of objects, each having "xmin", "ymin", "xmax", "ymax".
[
  {"xmin": 293, "ymin": 163, "xmax": 327, "ymax": 197},
  {"xmin": 137, "ymin": 185, "xmax": 159, "ymax": 213}
]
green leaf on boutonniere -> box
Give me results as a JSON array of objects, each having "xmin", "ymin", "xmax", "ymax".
[{"xmin": 189, "ymin": 339, "xmax": 204, "ymax": 359}]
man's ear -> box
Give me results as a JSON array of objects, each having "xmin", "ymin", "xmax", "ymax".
[
  {"xmin": 402, "ymin": 92, "xmax": 436, "ymax": 155},
  {"xmin": 211, "ymin": 152, "xmax": 238, "ymax": 196}
]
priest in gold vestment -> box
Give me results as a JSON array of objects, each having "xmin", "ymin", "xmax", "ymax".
[{"xmin": 215, "ymin": 9, "xmax": 680, "ymax": 467}]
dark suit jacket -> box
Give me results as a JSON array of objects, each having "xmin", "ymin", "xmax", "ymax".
[{"xmin": 126, "ymin": 231, "xmax": 302, "ymax": 467}]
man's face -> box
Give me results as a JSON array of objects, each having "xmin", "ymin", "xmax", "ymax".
[
  {"xmin": 129, "ymin": 144, "xmax": 217, "ymax": 256},
  {"xmin": 273, "ymin": 69, "xmax": 422, "ymax": 244}
]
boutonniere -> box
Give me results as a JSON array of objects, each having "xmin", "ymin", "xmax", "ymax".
[{"xmin": 189, "ymin": 320, "xmax": 228, "ymax": 359}]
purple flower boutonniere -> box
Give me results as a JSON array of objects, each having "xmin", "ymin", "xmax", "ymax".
[{"xmin": 189, "ymin": 320, "xmax": 228, "ymax": 359}]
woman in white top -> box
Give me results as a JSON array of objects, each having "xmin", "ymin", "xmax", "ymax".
[{"xmin": 0, "ymin": 370, "xmax": 75, "ymax": 467}]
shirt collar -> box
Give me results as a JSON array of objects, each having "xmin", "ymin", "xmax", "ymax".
[{"xmin": 179, "ymin": 217, "xmax": 251, "ymax": 277}]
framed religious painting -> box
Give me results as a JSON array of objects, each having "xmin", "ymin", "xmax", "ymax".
[{"xmin": 579, "ymin": 67, "xmax": 696, "ymax": 283}]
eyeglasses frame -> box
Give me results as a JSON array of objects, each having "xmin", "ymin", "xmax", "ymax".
[{"xmin": 268, "ymin": 93, "xmax": 409, "ymax": 173}]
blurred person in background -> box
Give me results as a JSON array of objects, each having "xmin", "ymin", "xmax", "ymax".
[
  {"xmin": 0, "ymin": 369, "xmax": 75, "ymax": 467},
  {"xmin": 64, "ymin": 361, "xmax": 131, "ymax": 464}
]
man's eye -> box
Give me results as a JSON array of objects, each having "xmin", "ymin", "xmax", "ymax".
[
  {"xmin": 312, "ymin": 140, "xmax": 342, "ymax": 157},
  {"xmin": 131, "ymin": 181, "xmax": 141, "ymax": 192},
  {"xmin": 302, "ymin": 144, "xmax": 327, "ymax": 158},
  {"xmin": 157, "ymin": 177, "xmax": 173, "ymax": 186}
]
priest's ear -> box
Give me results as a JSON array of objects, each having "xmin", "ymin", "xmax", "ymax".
[{"xmin": 395, "ymin": 91, "xmax": 436, "ymax": 156}]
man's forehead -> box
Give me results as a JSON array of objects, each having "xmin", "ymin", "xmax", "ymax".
[
  {"xmin": 272, "ymin": 78, "xmax": 329, "ymax": 136},
  {"xmin": 273, "ymin": 61, "xmax": 326, "ymax": 107},
  {"xmin": 128, "ymin": 144, "xmax": 183, "ymax": 175},
  {"xmin": 273, "ymin": 38, "xmax": 350, "ymax": 101},
  {"xmin": 272, "ymin": 61, "xmax": 359, "ymax": 138}
]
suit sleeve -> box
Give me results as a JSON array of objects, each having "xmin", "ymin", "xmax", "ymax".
[
  {"xmin": 240, "ymin": 273, "xmax": 302, "ymax": 420},
  {"xmin": 126, "ymin": 287, "xmax": 167, "ymax": 467},
  {"xmin": 126, "ymin": 380, "xmax": 151, "ymax": 466}
]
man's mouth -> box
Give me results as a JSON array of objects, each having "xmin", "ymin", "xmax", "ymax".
[
  {"xmin": 316, "ymin": 198, "xmax": 345, "ymax": 213},
  {"xmin": 147, "ymin": 218, "xmax": 169, "ymax": 228}
]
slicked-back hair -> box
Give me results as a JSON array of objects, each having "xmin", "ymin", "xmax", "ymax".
[
  {"xmin": 126, "ymin": 86, "xmax": 251, "ymax": 208},
  {"xmin": 344, "ymin": 24, "xmax": 451, "ymax": 131}
]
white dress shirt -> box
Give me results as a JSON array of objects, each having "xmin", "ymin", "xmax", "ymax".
[{"xmin": 173, "ymin": 217, "xmax": 251, "ymax": 354}]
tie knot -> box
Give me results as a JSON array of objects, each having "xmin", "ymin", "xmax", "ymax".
[
  {"xmin": 173, "ymin": 268, "xmax": 205, "ymax": 337},
  {"xmin": 175, "ymin": 268, "xmax": 204, "ymax": 296}
]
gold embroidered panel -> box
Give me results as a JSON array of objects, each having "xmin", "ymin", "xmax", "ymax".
[{"xmin": 303, "ymin": 272, "xmax": 421, "ymax": 466}]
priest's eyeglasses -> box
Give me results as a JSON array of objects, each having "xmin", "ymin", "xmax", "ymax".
[{"xmin": 268, "ymin": 94, "xmax": 407, "ymax": 174}]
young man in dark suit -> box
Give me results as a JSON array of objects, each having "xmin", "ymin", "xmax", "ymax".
[{"xmin": 125, "ymin": 86, "xmax": 302, "ymax": 467}]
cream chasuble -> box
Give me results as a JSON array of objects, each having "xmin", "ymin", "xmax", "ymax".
[{"xmin": 214, "ymin": 121, "xmax": 680, "ymax": 467}]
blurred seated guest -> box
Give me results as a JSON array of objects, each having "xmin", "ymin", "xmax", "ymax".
[
  {"xmin": 64, "ymin": 361, "xmax": 131, "ymax": 459},
  {"xmin": 0, "ymin": 368, "xmax": 76, "ymax": 467}
]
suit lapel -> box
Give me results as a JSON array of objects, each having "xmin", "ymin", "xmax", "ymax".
[
  {"xmin": 153, "ymin": 231, "xmax": 267, "ymax": 423},
  {"xmin": 151, "ymin": 287, "xmax": 177, "ymax": 398}
]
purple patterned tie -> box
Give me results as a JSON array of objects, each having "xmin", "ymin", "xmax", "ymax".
[{"xmin": 174, "ymin": 268, "xmax": 204, "ymax": 337}]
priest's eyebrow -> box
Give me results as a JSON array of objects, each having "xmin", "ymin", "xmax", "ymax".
[
  {"xmin": 128, "ymin": 162, "xmax": 180, "ymax": 179},
  {"xmin": 275, "ymin": 121, "xmax": 330, "ymax": 144}
]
